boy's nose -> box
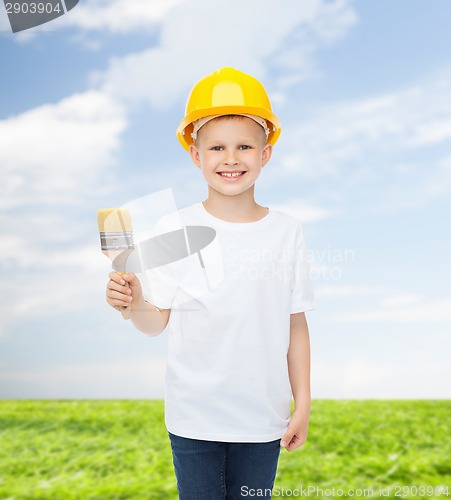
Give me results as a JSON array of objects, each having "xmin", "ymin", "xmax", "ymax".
[
  {"xmin": 223, "ymin": 153, "xmax": 239, "ymax": 166},
  {"xmin": 223, "ymin": 159, "xmax": 239, "ymax": 166}
]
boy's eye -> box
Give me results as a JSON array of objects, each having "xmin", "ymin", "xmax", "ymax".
[{"xmin": 209, "ymin": 145, "xmax": 252, "ymax": 151}]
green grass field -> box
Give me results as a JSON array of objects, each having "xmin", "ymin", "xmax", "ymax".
[{"xmin": 0, "ymin": 400, "xmax": 449, "ymax": 499}]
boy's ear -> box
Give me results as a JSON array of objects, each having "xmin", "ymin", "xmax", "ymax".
[
  {"xmin": 261, "ymin": 143, "xmax": 273, "ymax": 167},
  {"xmin": 189, "ymin": 144, "xmax": 201, "ymax": 169}
]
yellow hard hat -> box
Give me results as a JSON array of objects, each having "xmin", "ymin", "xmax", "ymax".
[{"xmin": 176, "ymin": 67, "xmax": 282, "ymax": 151}]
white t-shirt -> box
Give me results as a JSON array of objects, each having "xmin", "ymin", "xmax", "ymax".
[{"xmin": 139, "ymin": 201, "xmax": 315, "ymax": 443}]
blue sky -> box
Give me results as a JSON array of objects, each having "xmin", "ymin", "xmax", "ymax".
[{"xmin": 1, "ymin": 0, "xmax": 450, "ymax": 399}]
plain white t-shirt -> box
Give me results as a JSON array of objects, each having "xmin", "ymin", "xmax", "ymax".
[{"xmin": 139, "ymin": 201, "xmax": 315, "ymax": 443}]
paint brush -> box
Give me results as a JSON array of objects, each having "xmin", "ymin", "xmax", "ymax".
[{"xmin": 97, "ymin": 208, "xmax": 135, "ymax": 320}]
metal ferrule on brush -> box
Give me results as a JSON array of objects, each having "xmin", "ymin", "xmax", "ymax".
[{"xmin": 100, "ymin": 231, "xmax": 135, "ymax": 251}]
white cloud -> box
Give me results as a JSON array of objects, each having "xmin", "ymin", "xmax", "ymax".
[
  {"xmin": 273, "ymin": 200, "xmax": 336, "ymax": 223},
  {"xmin": 7, "ymin": 251, "xmax": 108, "ymax": 318},
  {"xmin": 282, "ymin": 67, "xmax": 451, "ymax": 210},
  {"xmin": 0, "ymin": 358, "xmax": 167, "ymax": 398},
  {"xmin": 62, "ymin": 0, "xmax": 187, "ymax": 33},
  {"xmin": 284, "ymin": 80, "xmax": 451, "ymax": 175},
  {"xmin": 0, "ymin": 90, "xmax": 127, "ymax": 208},
  {"xmin": 0, "ymin": 90, "xmax": 128, "ymax": 333},
  {"xmin": 328, "ymin": 297, "xmax": 451, "ymax": 323},
  {"xmin": 91, "ymin": 0, "xmax": 357, "ymax": 108},
  {"xmin": 315, "ymin": 284, "xmax": 390, "ymax": 299},
  {"xmin": 380, "ymin": 294, "xmax": 423, "ymax": 308},
  {"xmin": 313, "ymin": 354, "xmax": 450, "ymax": 398},
  {"xmin": 0, "ymin": 249, "xmax": 111, "ymax": 337},
  {"xmin": 424, "ymin": 153, "xmax": 451, "ymax": 198}
]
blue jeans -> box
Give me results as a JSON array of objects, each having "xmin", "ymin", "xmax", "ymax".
[{"xmin": 168, "ymin": 431, "xmax": 281, "ymax": 499}]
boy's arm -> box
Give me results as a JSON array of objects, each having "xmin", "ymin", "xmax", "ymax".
[
  {"xmin": 130, "ymin": 296, "xmax": 171, "ymax": 337},
  {"xmin": 280, "ymin": 311, "xmax": 312, "ymax": 452},
  {"xmin": 107, "ymin": 272, "xmax": 170, "ymax": 337}
]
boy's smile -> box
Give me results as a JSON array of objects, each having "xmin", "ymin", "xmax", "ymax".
[{"xmin": 189, "ymin": 116, "xmax": 273, "ymax": 198}]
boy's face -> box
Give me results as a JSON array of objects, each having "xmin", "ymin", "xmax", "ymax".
[{"xmin": 188, "ymin": 116, "xmax": 273, "ymax": 198}]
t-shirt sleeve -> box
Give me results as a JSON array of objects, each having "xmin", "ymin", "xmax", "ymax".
[{"xmin": 290, "ymin": 222, "xmax": 315, "ymax": 314}]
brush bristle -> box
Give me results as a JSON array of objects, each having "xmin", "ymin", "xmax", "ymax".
[{"xmin": 97, "ymin": 208, "xmax": 133, "ymax": 233}]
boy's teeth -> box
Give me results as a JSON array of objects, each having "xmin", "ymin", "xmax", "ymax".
[{"xmin": 220, "ymin": 171, "xmax": 244, "ymax": 177}]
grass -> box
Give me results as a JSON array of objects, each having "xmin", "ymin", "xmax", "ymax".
[{"xmin": 0, "ymin": 400, "xmax": 449, "ymax": 499}]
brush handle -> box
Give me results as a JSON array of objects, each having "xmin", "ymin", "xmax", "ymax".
[{"xmin": 118, "ymin": 272, "xmax": 131, "ymax": 320}]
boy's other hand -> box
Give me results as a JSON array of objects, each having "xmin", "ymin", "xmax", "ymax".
[
  {"xmin": 106, "ymin": 272, "xmax": 143, "ymax": 312},
  {"xmin": 280, "ymin": 407, "xmax": 310, "ymax": 452}
]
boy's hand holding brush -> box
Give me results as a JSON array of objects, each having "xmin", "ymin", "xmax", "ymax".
[
  {"xmin": 106, "ymin": 272, "xmax": 169, "ymax": 336},
  {"xmin": 106, "ymin": 271, "xmax": 143, "ymax": 314},
  {"xmin": 98, "ymin": 207, "xmax": 170, "ymax": 335},
  {"xmin": 97, "ymin": 208, "xmax": 135, "ymax": 320}
]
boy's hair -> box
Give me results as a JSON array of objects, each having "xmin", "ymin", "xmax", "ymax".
[{"xmin": 194, "ymin": 115, "xmax": 268, "ymax": 147}]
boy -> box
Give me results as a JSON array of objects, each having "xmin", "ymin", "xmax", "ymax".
[{"xmin": 106, "ymin": 67, "xmax": 315, "ymax": 499}]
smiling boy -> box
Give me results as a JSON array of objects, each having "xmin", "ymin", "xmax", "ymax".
[
  {"xmin": 106, "ymin": 67, "xmax": 315, "ymax": 499},
  {"xmin": 189, "ymin": 114, "xmax": 272, "ymax": 222}
]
